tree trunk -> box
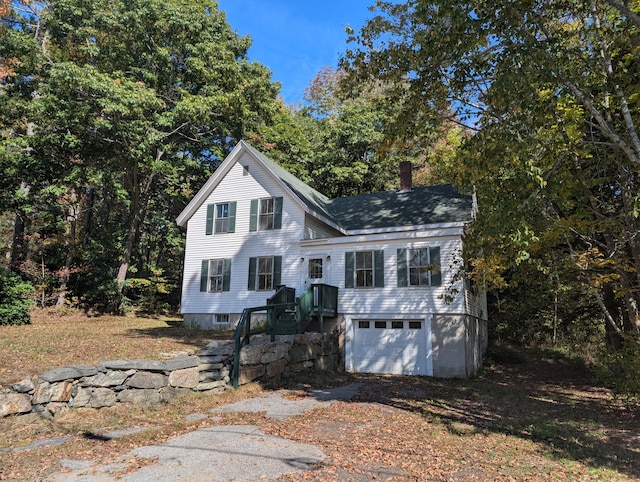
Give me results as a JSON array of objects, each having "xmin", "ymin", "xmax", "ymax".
[
  {"xmin": 602, "ymin": 284, "xmax": 624, "ymax": 349},
  {"xmin": 83, "ymin": 187, "xmax": 95, "ymax": 246},
  {"xmin": 116, "ymin": 151, "xmax": 161, "ymax": 286},
  {"xmin": 56, "ymin": 190, "xmax": 79, "ymax": 309},
  {"xmin": 10, "ymin": 209, "xmax": 26, "ymax": 272}
]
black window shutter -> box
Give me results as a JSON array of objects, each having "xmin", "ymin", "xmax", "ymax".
[
  {"xmin": 249, "ymin": 199, "xmax": 258, "ymax": 231},
  {"xmin": 273, "ymin": 256, "xmax": 282, "ymax": 287},
  {"xmin": 430, "ymin": 247, "xmax": 441, "ymax": 286},
  {"xmin": 345, "ymin": 252, "xmax": 354, "ymax": 288},
  {"xmin": 273, "ymin": 197, "xmax": 283, "ymax": 229},
  {"xmin": 222, "ymin": 259, "xmax": 231, "ymax": 291},
  {"xmin": 397, "ymin": 248, "xmax": 408, "ymax": 287},
  {"xmin": 200, "ymin": 260, "xmax": 209, "ymax": 292},
  {"xmin": 248, "ymin": 257, "xmax": 257, "ymax": 290},
  {"xmin": 228, "ymin": 201, "xmax": 236, "ymax": 233},
  {"xmin": 374, "ymin": 250, "xmax": 385, "ymax": 287},
  {"xmin": 205, "ymin": 204, "xmax": 214, "ymax": 235}
]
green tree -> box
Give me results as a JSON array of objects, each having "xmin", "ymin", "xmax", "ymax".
[
  {"xmin": 1, "ymin": 0, "xmax": 285, "ymax": 311},
  {"xmin": 344, "ymin": 0, "xmax": 640, "ymax": 341},
  {"xmin": 296, "ymin": 66, "xmax": 460, "ymax": 198},
  {"xmin": 0, "ymin": 266, "xmax": 33, "ymax": 326}
]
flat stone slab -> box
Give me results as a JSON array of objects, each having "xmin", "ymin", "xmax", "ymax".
[
  {"xmin": 97, "ymin": 357, "xmax": 198, "ymax": 373},
  {"xmin": 98, "ymin": 426, "xmax": 159, "ymax": 440},
  {"xmin": 129, "ymin": 425, "xmax": 324, "ymax": 481},
  {"xmin": 58, "ymin": 459, "xmax": 94, "ymax": 470},
  {"xmin": 40, "ymin": 366, "xmax": 97, "ymax": 383},
  {"xmin": 212, "ymin": 383, "xmax": 361, "ymax": 420},
  {"xmin": 0, "ymin": 436, "xmax": 73, "ymax": 454},
  {"xmin": 47, "ymin": 425, "xmax": 324, "ymax": 482}
]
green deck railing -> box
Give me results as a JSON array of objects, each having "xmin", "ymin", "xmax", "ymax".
[{"xmin": 232, "ymin": 283, "xmax": 338, "ymax": 388}]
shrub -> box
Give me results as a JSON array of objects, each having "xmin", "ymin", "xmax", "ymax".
[
  {"xmin": 595, "ymin": 339, "xmax": 640, "ymax": 400},
  {"xmin": 0, "ymin": 267, "xmax": 34, "ymax": 325}
]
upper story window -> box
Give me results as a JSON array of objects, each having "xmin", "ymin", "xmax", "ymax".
[
  {"xmin": 345, "ymin": 250, "xmax": 385, "ymax": 289},
  {"xmin": 215, "ymin": 203, "xmax": 229, "ymax": 233},
  {"xmin": 355, "ymin": 251, "xmax": 373, "ymax": 287},
  {"xmin": 259, "ymin": 198, "xmax": 274, "ymax": 230},
  {"xmin": 205, "ymin": 202, "xmax": 236, "ymax": 235},
  {"xmin": 397, "ymin": 247, "xmax": 441, "ymax": 287},
  {"xmin": 250, "ymin": 197, "xmax": 283, "ymax": 231},
  {"xmin": 199, "ymin": 258, "xmax": 231, "ymax": 292}
]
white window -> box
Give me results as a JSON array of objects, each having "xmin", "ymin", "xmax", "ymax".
[
  {"xmin": 208, "ymin": 259, "xmax": 225, "ymax": 292},
  {"xmin": 409, "ymin": 248, "xmax": 437, "ymax": 286},
  {"xmin": 257, "ymin": 256, "xmax": 274, "ymax": 291},
  {"xmin": 215, "ymin": 314, "xmax": 229, "ymax": 324},
  {"xmin": 355, "ymin": 251, "xmax": 374, "ymax": 287},
  {"xmin": 259, "ymin": 198, "xmax": 274, "ymax": 231},
  {"xmin": 397, "ymin": 247, "xmax": 441, "ymax": 287},
  {"xmin": 215, "ymin": 203, "xmax": 229, "ymax": 233}
]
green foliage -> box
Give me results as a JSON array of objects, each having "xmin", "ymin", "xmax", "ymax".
[
  {"xmin": 1, "ymin": 0, "xmax": 290, "ymax": 313},
  {"xmin": 595, "ymin": 340, "xmax": 640, "ymax": 399},
  {"xmin": 0, "ymin": 267, "xmax": 34, "ymax": 325},
  {"xmin": 345, "ymin": 0, "xmax": 640, "ymax": 342},
  {"xmin": 124, "ymin": 268, "xmax": 176, "ymax": 315}
]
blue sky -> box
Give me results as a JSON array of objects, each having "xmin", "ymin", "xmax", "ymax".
[{"xmin": 216, "ymin": 0, "xmax": 374, "ymax": 105}]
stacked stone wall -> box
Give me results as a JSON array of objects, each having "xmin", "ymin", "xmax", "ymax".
[{"xmin": 0, "ymin": 331, "xmax": 341, "ymax": 418}]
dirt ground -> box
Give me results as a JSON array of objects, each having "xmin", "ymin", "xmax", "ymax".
[{"xmin": 1, "ymin": 351, "xmax": 639, "ymax": 481}]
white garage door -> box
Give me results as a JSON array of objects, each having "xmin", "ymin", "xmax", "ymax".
[{"xmin": 353, "ymin": 319, "xmax": 428, "ymax": 375}]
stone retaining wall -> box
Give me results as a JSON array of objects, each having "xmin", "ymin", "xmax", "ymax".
[{"xmin": 0, "ymin": 331, "xmax": 341, "ymax": 419}]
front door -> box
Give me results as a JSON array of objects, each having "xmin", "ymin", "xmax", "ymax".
[{"xmin": 303, "ymin": 254, "xmax": 329, "ymax": 289}]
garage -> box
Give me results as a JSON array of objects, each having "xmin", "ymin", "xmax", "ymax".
[{"xmin": 352, "ymin": 319, "xmax": 431, "ymax": 376}]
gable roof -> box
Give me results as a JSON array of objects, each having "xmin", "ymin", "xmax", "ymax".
[{"xmin": 176, "ymin": 140, "xmax": 473, "ymax": 232}]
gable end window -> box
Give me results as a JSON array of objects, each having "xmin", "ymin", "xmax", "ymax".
[
  {"xmin": 248, "ymin": 256, "xmax": 282, "ymax": 291},
  {"xmin": 397, "ymin": 247, "xmax": 441, "ymax": 287},
  {"xmin": 345, "ymin": 250, "xmax": 384, "ymax": 288},
  {"xmin": 249, "ymin": 197, "xmax": 283, "ymax": 231},
  {"xmin": 205, "ymin": 202, "xmax": 236, "ymax": 235},
  {"xmin": 200, "ymin": 259, "xmax": 231, "ymax": 292}
]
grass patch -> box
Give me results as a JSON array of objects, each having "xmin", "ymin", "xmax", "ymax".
[{"xmin": 0, "ymin": 308, "xmax": 231, "ymax": 386}]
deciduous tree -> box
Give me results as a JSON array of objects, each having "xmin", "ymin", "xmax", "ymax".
[{"xmin": 344, "ymin": 0, "xmax": 640, "ymax": 340}]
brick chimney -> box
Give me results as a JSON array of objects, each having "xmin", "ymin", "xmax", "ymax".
[{"xmin": 399, "ymin": 161, "xmax": 412, "ymax": 192}]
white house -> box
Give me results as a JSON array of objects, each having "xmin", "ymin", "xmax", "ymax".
[{"xmin": 176, "ymin": 140, "xmax": 488, "ymax": 378}]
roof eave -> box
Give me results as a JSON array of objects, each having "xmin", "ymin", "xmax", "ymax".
[{"xmin": 345, "ymin": 220, "xmax": 469, "ymax": 236}]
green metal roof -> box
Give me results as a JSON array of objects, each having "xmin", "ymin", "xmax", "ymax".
[
  {"xmin": 242, "ymin": 143, "xmax": 338, "ymax": 223},
  {"xmin": 244, "ymin": 142, "xmax": 473, "ymax": 232}
]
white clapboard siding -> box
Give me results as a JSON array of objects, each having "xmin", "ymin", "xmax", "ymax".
[
  {"xmin": 300, "ymin": 232, "xmax": 468, "ymax": 315},
  {"xmin": 465, "ymin": 288, "xmax": 488, "ymax": 320},
  {"xmin": 303, "ymin": 213, "xmax": 343, "ymax": 240},
  {"xmin": 181, "ymin": 153, "xmax": 307, "ymax": 314}
]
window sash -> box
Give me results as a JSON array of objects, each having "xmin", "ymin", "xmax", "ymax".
[
  {"xmin": 208, "ymin": 259, "xmax": 224, "ymax": 292},
  {"xmin": 214, "ymin": 203, "xmax": 229, "ymax": 233},
  {"xmin": 407, "ymin": 247, "xmax": 439, "ymax": 286},
  {"xmin": 257, "ymin": 256, "xmax": 273, "ymax": 291},
  {"xmin": 355, "ymin": 251, "xmax": 374, "ymax": 287},
  {"xmin": 258, "ymin": 198, "xmax": 274, "ymax": 231},
  {"xmin": 215, "ymin": 314, "xmax": 229, "ymax": 324}
]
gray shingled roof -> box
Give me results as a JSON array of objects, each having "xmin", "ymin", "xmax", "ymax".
[
  {"xmin": 326, "ymin": 185, "xmax": 473, "ymax": 231},
  {"xmin": 244, "ymin": 142, "xmax": 472, "ymax": 231}
]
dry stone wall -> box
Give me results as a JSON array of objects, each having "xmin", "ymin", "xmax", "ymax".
[{"xmin": 0, "ymin": 331, "xmax": 341, "ymax": 418}]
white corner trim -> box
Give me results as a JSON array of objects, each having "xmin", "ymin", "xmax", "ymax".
[{"xmin": 425, "ymin": 313, "xmax": 434, "ymax": 376}]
